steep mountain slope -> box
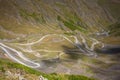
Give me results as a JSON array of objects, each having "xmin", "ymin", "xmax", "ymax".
[
  {"xmin": 0, "ymin": 0, "xmax": 120, "ymax": 80},
  {"xmin": 0, "ymin": 0, "xmax": 118, "ymax": 39},
  {"xmin": 98, "ymin": 0, "xmax": 120, "ymax": 19}
]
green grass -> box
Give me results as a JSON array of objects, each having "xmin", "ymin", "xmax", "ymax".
[
  {"xmin": 0, "ymin": 58, "xmax": 96, "ymax": 80},
  {"xmin": 108, "ymin": 21, "xmax": 120, "ymax": 36},
  {"xmin": 57, "ymin": 15, "xmax": 87, "ymax": 33},
  {"xmin": 19, "ymin": 9, "xmax": 46, "ymax": 23}
]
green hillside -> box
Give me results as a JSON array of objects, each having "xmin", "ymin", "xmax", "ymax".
[{"xmin": 0, "ymin": 58, "xmax": 95, "ymax": 80}]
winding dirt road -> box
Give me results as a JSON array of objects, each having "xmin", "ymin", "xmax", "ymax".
[
  {"xmin": 0, "ymin": 43, "xmax": 40, "ymax": 68},
  {"xmin": 0, "ymin": 34, "xmax": 101, "ymax": 68}
]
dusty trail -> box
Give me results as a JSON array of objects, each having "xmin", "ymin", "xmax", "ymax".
[{"xmin": 16, "ymin": 34, "xmax": 100, "ymax": 55}]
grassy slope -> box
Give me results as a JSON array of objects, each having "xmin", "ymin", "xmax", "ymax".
[
  {"xmin": 108, "ymin": 21, "xmax": 120, "ymax": 36},
  {"xmin": 0, "ymin": 0, "xmax": 119, "ymax": 79},
  {"xmin": 0, "ymin": 0, "xmax": 116, "ymax": 39},
  {"xmin": 0, "ymin": 58, "xmax": 96, "ymax": 80},
  {"xmin": 98, "ymin": 0, "xmax": 120, "ymax": 19},
  {"xmin": 98, "ymin": 0, "xmax": 120, "ymax": 36},
  {"xmin": 98, "ymin": 0, "xmax": 120, "ymax": 37}
]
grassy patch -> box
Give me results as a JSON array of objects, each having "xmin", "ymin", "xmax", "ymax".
[
  {"xmin": 57, "ymin": 15, "xmax": 87, "ymax": 33},
  {"xmin": 19, "ymin": 9, "xmax": 46, "ymax": 23},
  {"xmin": 108, "ymin": 21, "xmax": 120, "ymax": 36},
  {"xmin": 0, "ymin": 58, "xmax": 96, "ymax": 80}
]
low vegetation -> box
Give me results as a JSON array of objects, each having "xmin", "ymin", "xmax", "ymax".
[
  {"xmin": 108, "ymin": 21, "xmax": 120, "ymax": 36},
  {"xmin": 57, "ymin": 15, "xmax": 87, "ymax": 33},
  {"xmin": 98, "ymin": 0, "xmax": 120, "ymax": 19},
  {"xmin": 19, "ymin": 9, "xmax": 46, "ymax": 23},
  {"xmin": 0, "ymin": 58, "xmax": 96, "ymax": 80}
]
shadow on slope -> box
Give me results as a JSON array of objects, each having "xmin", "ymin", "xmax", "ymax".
[{"xmin": 96, "ymin": 46, "xmax": 120, "ymax": 54}]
